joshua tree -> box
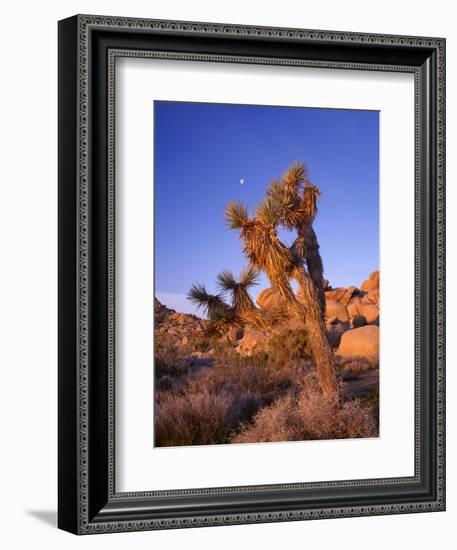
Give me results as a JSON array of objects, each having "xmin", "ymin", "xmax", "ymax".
[{"xmin": 189, "ymin": 162, "xmax": 337, "ymax": 396}]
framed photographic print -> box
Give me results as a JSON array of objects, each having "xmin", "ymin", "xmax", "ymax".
[{"xmin": 58, "ymin": 14, "xmax": 446, "ymax": 534}]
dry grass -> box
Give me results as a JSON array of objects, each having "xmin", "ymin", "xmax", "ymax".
[
  {"xmin": 154, "ymin": 389, "xmax": 261, "ymax": 447},
  {"xmin": 337, "ymin": 356, "xmax": 378, "ymax": 381},
  {"xmin": 232, "ymin": 372, "xmax": 378, "ymax": 443},
  {"xmin": 154, "ymin": 332, "xmax": 190, "ymax": 378},
  {"xmin": 210, "ymin": 336, "xmax": 312, "ymax": 402}
]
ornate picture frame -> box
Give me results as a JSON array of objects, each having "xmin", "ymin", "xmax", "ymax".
[{"xmin": 58, "ymin": 14, "xmax": 445, "ymax": 534}]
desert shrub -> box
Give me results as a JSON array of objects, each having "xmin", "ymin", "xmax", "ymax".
[
  {"xmin": 189, "ymin": 332, "xmax": 212, "ymax": 353},
  {"xmin": 211, "ymin": 329, "xmax": 312, "ymax": 399},
  {"xmin": 338, "ymin": 358, "xmax": 376, "ymax": 380},
  {"xmin": 154, "ymin": 388, "xmax": 261, "ymax": 447},
  {"xmin": 358, "ymin": 389, "xmax": 380, "ymax": 423},
  {"xmin": 359, "ymin": 389, "xmax": 379, "ymax": 407},
  {"xmin": 210, "ymin": 342, "xmax": 308, "ymax": 403},
  {"xmin": 155, "ymin": 374, "xmax": 175, "ymax": 391},
  {"xmin": 213, "ymin": 329, "xmax": 310, "ymax": 371},
  {"xmin": 154, "ymin": 332, "xmax": 189, "ymax": 378},
  {"xmin": 352, "ymin": 315, "xmax": 367, "ymax": 328},
  {"xmin": 212, "ymin": 342, "xmax": 267, "ymax": 370},
  {"xmin": 232, "ymin": 373, "xmax": 378, "ymax": 443},
  {"xmin": 266, "ymin": 330, "xmax": 311, "ymax": 365}
]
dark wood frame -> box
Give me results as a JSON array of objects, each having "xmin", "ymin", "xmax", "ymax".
[{"xmin": 58, "ymin": 14, "xmax": 446, "ymax": 534}]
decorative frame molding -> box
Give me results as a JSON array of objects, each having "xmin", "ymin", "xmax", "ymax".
[{"xmin": 58, "ymin": 14, "xmax": 445, "ymax": 534}]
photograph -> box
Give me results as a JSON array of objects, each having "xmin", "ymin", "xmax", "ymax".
[{"xmin": 153, "ymin": 101, "xmax": 380, "ymax": 447}]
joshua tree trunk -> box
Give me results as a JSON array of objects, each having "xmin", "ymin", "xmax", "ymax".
[
  {"xmin": 265, "ymin": 266, "xmax": 337, "ymax": 397},
  {"xmin": 292, "ymin": 267, "xmax": 337, "ymax": 396},
  {"xmin": 301, "ymin": 224, "xmax": 326, "ymax": 315}
]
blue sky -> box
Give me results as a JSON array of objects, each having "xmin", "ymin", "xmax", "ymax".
[{"xmin": 154, "ymin": 101, "xmax": 379, "ymax": 315}]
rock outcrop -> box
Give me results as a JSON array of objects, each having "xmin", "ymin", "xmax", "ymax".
[
  {"xmin": 337, "ymin": 325, "xmax": 379, "ymax": 361},
  {"xmin": 323, "ymin": 270, "xmax": 379, "ymax": 353},
  {"xmin": 236, "ymin": 329, "xmax": 268, "ymax": 356},
  {"xmin": 325, "ymin": 322, "xmax": 348, "ymax": 348},
  {"xmin": 325, "ymin": 271, "xmax": 379, "ymax": 325},
  {"xmin": 256, "ymin": 287, "xmax": 281, "ymax": 310},
  {"xmin": 361, "ymin": 270, "xmax": 380, "ymax": 292},
  {"xmin": 154, "ymin": 298, "xmax": 207, "ymax": 348},
  {"xmin": 325, "ymin": 298, "xmax": 349, "ymax": 323}
]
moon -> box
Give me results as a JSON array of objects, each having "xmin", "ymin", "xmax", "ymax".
[{"xmin": 240, "ymin": 178, "xmax": 245, "ymax": 185}]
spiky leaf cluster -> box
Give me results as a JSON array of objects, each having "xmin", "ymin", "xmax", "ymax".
[
  {"xmin": 300, "ymin": 183, "xmax": 321, "ymax": 225},
  {"xmin": 259, "ymin": 162, "xmax": 320, "ymax": 234},
  {"xmin": 188, "ymin": 268, "xmax": 262, "ymax": 338},
  {"xmin": 282, "ymin": 161, "xmax": 307, "ymax": 197},
  {"xmin": 187, "ymin": 283, "xmax": 229, "ymax": 320},
  {"xmin": 225, "ymin": 201, "xmax": 250, "ymax": 229},
  {"xmin": 216, "ymin": 267, "xmax": 260, "ymax": 314},
  {"xmin": 240, "ymin": 220, "xmax": 291, "ymax": 274}
]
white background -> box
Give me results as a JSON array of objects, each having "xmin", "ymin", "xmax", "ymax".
[
  {"xmin": 0, "ymin": 1, "xmax": 454, "ymax": 549},
  {"xmin": 116, "ymin": 59, "xmax": 415, "ymax": 491}
]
